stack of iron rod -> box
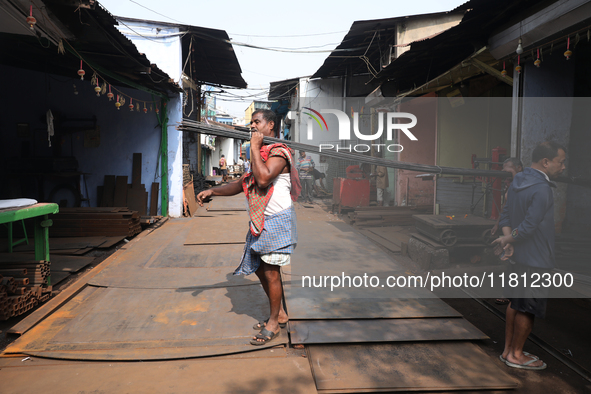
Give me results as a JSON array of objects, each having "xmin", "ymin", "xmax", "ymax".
[
  {"xmin": 347, "ymin": 205, "xmax": 433, "ymax": 227},
  {"xmin": 0, "ymin": 261, "xmax": 52, "ymax": 320}
]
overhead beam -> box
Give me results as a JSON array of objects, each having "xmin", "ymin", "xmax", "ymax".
[{"xmin": 469, "ymin": 58, "xmax": 513, "ymax": 86}]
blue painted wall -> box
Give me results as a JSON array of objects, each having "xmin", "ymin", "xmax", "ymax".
[{"xmin": 0, "ymin": 64, "xmax": 170, "ymax": 215}]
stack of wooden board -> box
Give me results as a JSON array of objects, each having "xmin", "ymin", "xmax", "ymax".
[
  {"xmin": 183, "ymin": 181, "xmax": 198, "ymax": 217},
  {"xmin": 97, "ymin": 153, "xmax": 159, "ymax": 216},
  {"xmin": 0, "ymin": 264, "xmax": 52, "ymax": 320},
  {"xmin": 346, "ymin": 205, "xmax": 432, "ymax": 227},
  {"xmin": 50, "ymin": 208, "xmax": 141, "ymax": 238}
]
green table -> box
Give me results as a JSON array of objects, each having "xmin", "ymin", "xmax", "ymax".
[{"xmin": 0, "ymin": 203, "xmax": 59, "ymax": 262}]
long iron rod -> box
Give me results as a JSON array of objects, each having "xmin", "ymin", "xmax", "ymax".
[{"xmin": 179, "ymin": 120, "xmax": 510, "ymax": 178}]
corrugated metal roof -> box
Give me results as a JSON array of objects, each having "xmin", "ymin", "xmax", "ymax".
[
  {"xmin": 0, "ymin": 0, "xmax": 181, "ymax": 96},
  {"xmin": 116, "ymin": 16, "xmax": 247, "ymax": 89},
  {"xmin": 268, "ymin": 77, "xmax": 300, "ymax": 100},
  {"xmin": 311, "ymin": 10, "xmax": 464, "ymax": 80},
  {"xmin": 377, "ymin": 0, "xmax": 544, "ymax": 95}
]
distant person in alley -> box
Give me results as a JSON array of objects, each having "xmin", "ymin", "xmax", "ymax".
[
  {"xmin": 219, "ymin": 155, "xmax": 228, "ymax": 182},
  {"xmin": 296, "ymin": 150, "xmax": 315, "ymax": 204},
  {"xmin": 494, "ymin": 141, "xmax": 566, "ymax": 371},
  {"xmin": 197, "ymin": 109, "xmax": 300, "ymax": 346}
]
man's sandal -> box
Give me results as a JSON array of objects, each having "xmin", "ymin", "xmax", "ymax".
[
  {"xmin": 505, "ymin": 358, "xmax": 547, "ymax": 370},
  {"xmin": 499, "ymin": 352, "xmax": 538, "ymax": 363},
  {"xmin": 250, "ymin": 328, "xmax": 280, "ymax": 346},
  {"xmin": 253, "ymin": 319, "xmax": 287, "ymax": 330}
]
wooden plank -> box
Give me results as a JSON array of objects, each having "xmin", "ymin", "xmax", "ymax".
[
  {"xmin": 132, "ymin": 153, "xmax": 142, "ymax": 188},
  {"xmin": 113, "ymin": 176, "xmax": 128, "ymax": 207},
  {"xmin": 307, "ymin": 342, "xmax": 517, "ymax": 392},
  {"xmin": 127, "ymin": 188, "xmax": 147, "ymax": 215},
  {"xmin": 289, "ymin": 318, "xmax": 487, "ymax": 344},
  {"xmin": 150, "ymin": 183, "xmax": 159, "ymax": 216},
  {"xmin": 184, "ymin": 182, "xmax": 198, "ymax": 217},
  {"xmin": 96, "ymin": 186, "xmax": 103, "ymax": 208},
  {"xmin": 101, "ymin": 175, "xmax": 116, "ymax": 207}
]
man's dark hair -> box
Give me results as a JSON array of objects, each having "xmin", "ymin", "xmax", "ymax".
[
  {"xmin": 252, "ymin": 109, "xmax": 278, "ymax": 136},
  {"xmin": 531, "ymin": 141, "xmax": 566, "ymax": 163},
  {"xmin": 503, "ymin": 157, "xmax": 523, "ymax": 169}
]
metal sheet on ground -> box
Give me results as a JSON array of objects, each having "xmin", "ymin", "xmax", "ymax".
[
  {"xmin": 206, "ymin": 195, "xmax": 248, "ymax": 211},
  {"xmin": 49, "ymin": 255, "xmax": 95, "ymax": 272},
  {"xmin": 366, "ymin": 227, "xmax": 410, "ymax": 247},
  {"xmin": 291, "ymin": 209, "xmax": 405, "ymax": 277},
  {"xmin": 283, "ymin": 295, "xmax": 461, "ymax": 319},
  {"xmin": 0, "ymin": 356, "xmax": 315, "ymax": 394},
  {"xmin": 89, "ymin": 218, "xmax": 254, "ymax": 288},
  {"xmin": 0, "ymin": 348, "xmax": 287, "ymax": 368},
  {"xmin": 13, "ymin": 236, "xmax": 108, "ymax": 252},
  {"xmin": 89, "ymin": 261, "xmax": 257, "ymax": 289},
  {"xmin": 289, "ymin": 318, "xmax": 487, "ymax": 344},
  {"xmin": 5, "ymin": 285, "xmax": 287, "ymax": 360},
  {"xmin": 307, "ymin": 342, "xmax": 517, "ymax": 392},
  {"xmin": 50, "ymin": 271, "xmax": 71, "ymax": 285},
  {"xmin": 184, "ymin": 211, "xmax": 249, "ymax": 245},
  {"xmin": 285, "ymin": 208, "xmax": 461, "ymax": 317}
]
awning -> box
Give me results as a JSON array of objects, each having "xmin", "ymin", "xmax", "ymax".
[{"xmin": 0, "ymin": 0, "xmax": 181, "ymax": 96}]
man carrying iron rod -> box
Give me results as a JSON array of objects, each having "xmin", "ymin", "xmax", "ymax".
[
  {"xmin": 493, "ymin": 141, "xmax": 566, "ymax": 371},
  {"xmin": 197, "ymin": 109, "xmax": 300, "ymax": 346}
]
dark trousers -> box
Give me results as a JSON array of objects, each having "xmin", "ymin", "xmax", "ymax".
[{"xmin": 300, "ymin": 178, "xmax": 314, "ymax": 201}]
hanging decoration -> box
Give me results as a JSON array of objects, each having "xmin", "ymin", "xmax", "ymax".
[
  {"xmin": 501, "ymin": 61, "xmax": 507, "ymax": 77},
  {"xmin": 534, "ymin": 48, "xmax": 541, "ymax": 67},
  {"xmin": 143, "ymin": 102, "xmax": 148, "ymax": 113},
  {"xmin": 515, "ymin": 55, "xmax": 522, "ymax": 73},
  {"xmin": 26, "ymin": 5, "xmax": 36, "ymax": 30},
  {"xmin": 100, "ymin": 82, "xmax": 107, "ymax": 95},
  {"xmin": 155, "ymin": 103, "xmax": 160, "ymax": 114},
  {"xmin": 107, "ymin": 85, "xmax": 114, "ymax": 101},
  {"xmin": 77, "ymin": 60, "xmax": 85, "ymax": 80},
  {"xmin": 129, "ymin": 98, "xmax": 134, "ymax": 111},
  {"xmin": 135, "ymin": 102, "xmax": 139, "ymax": 112},
  {"xmin": 564, "ymin": 37, "xmax": 572, "ymax": 59},
  {"xmin": 115, "ymin": 95, "xmax": 121, "ymax": 110},
  {"xmin": 94, "ymin": 77, "xmax": 101, "ymax": 97}
]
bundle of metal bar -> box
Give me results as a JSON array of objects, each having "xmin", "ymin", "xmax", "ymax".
[{"xmin": 179, "ymin": 120, "xmax": 510, "ymax": 178}]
